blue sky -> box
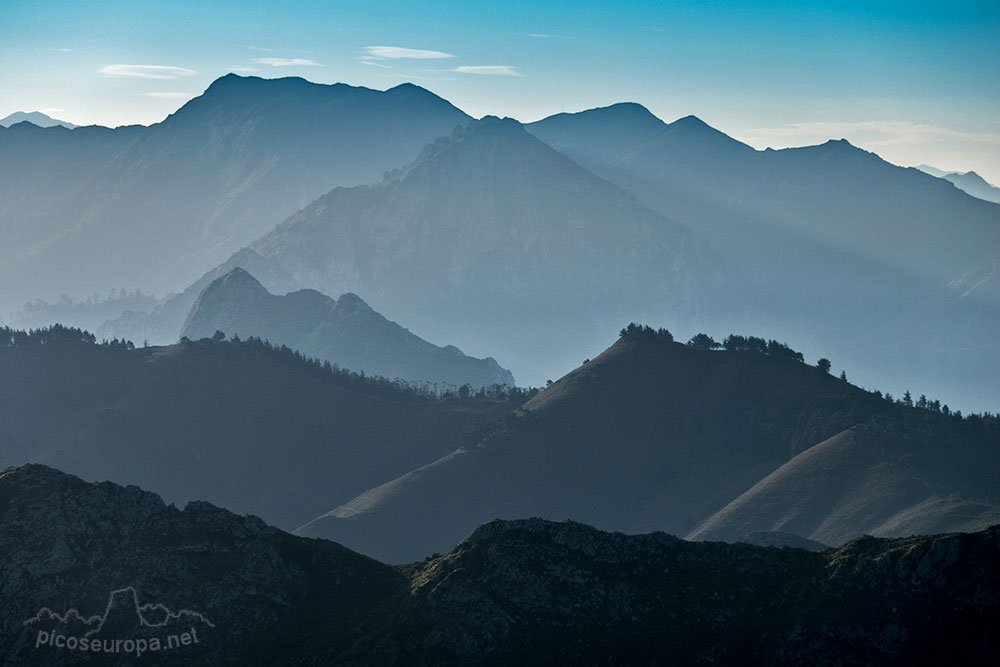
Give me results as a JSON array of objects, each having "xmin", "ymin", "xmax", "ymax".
[{"xmin": 3, "ymin": 0, "xmax": 999, "ymax": 181}]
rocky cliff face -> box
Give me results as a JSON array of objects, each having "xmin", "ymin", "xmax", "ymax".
[{"xmin": 2, "ymin": 465, "xmax": 997, "ymax": 665}]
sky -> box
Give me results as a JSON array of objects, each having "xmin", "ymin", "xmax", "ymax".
[{"xmin": 2, "ymin": 0, "xmax": 999, "ymax": 182}]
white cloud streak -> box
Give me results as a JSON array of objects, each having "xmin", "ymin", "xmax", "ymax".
[
  {"xmin": 98, "ymin": 64, "xmax": 197, "ymax": 80},
  {"xmin": 251, "ymin": 58, "xmax": 322, "ymax": 67},
  {"xmin": 363, "ymin": 46, "xmax": 455, "ymax": 60},
  {"xmin": 744, "ymin": 121, "xmax": 1000, "ymax": 148},
  {"xmin": 143, "ymin": 92, "xmax": 194, "ymax": 100},
  {"xmin": 452, "ymin": 65, "xmax": 521, "ymax": 77}
]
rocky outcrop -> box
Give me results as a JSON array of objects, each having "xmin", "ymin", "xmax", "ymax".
[{"xmin": 2, "ymin": 465, "xmax": 998, "ymax": 665}]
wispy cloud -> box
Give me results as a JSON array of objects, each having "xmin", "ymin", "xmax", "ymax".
[
  {"xmin": 363, "ymin": 46, "xmax": 456, "ymax": 60},
  {"xmin": 98, "ymin": 64, "xmax": 197, "ymax": 80},
  {"xmin": 56, "ymin": 48, "xmax": 73, "ymax": 53},
  {"xmin": 744, "ymin": 120, "xmax": 1000, "ymax": 148},
  {"xmin": 251, "ymin": 57, "xmax": 322, "ymax": 67},
  {"xmin": 142, "ymin": 92, "xmax": 194, "ymax": 100},
  {"xmin": 452, "ymin": 65, "xmax": 521, "ymax": 77},
  {"xmin": 246, "ymin": 46, "xmax": 273, "ymax": 52},
  {"xmin": 360, "ymin": 59, "xmax": 391, "ymax": 68}
]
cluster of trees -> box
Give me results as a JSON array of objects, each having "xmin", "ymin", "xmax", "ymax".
[
  {"xmin": 870, "ymin": 388, "xmax": 1000, "ymax": 426},
  {"xmin": 0, "ymin": 324, "xmax": 139, "ymax": 350},
  {"xmin": 620, "ymin": 323, "xmax": 806, "ymax": 363},
  {"xmin": 720, "ymin": 334, "xmax": 805, "ymax": 362},
  {"xmin": 182, "ymin": 332, "xmax": 537, "ymax": 404},
  {"xmin": 619, "ymin": 323, "xmax": 674, "ymax": 342},
  {"xmin": 0, "ymin": 323, "xmax": 97, "ymax": 346}
]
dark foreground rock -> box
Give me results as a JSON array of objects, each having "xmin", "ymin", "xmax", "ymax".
[{"xmin": 1, "ymin": 465, "xmax": 997, "ymax": 665}]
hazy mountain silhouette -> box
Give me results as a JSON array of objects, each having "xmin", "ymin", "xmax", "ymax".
[
  {"xmin": 182, "ymin": 267, "xmax": 514, "ymax": 387},
  {"xmin": 0, "ymin": 331, "xmax": 513, "ymax": 530},
  {"xmin": 0, "ymin": 74, "xmax": 470, "ymax": 317},
  {"xmin": 0, "ymin": 111, "xmax": 77, "ymax": 128},
  {"xmin": 176, "ymin": 116, "xmax": 750, "ymax": 386},
  {"xmin": 4, "ymin": 465, "xmax": 998, "ymax": 665},
  {"xmin": 917, "ymin": 165, "xmax": 1000, "ymax": 204},
  {"xmin": 528, "ymin": 104, "xmax": 1000, "ymax": 412},
  {"xmin": 297, "ymin": 329, "xmax": 1000, "ymax": 563}
]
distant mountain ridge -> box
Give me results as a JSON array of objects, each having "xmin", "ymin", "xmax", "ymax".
[
  {"xmin": 0, "ymin": 110, "xmax": 77, "ymax": 129},
  {"xmin": 182, "ymin": 267, "xmax": 514, "ymax": 388},
  {"xmin": 917, "ymin": 164, "xmax": 1000, "ymax": 204},
  {"xmin": 0, "ymin": 74, "xmax": 470, "ymax": 317},
  {"xmin": 178, "ymin": 115, "xmax": 751, "ymax": 386},
  {"xmin": 528, "ymin": 103, "xmax": 1000, "ymax": 412}
]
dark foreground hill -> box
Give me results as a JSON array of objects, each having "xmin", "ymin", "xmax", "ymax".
[
  {"xmin": 298, "ymin": 327, "xmax": 1000, "ymax": 562},
  {"xmin": 181, "ymin": 267, "xmax": 514, "ymax": 388},
  {"xmin": 2, "ymin": 465, "xmax": 998, "ymax": 666},
  {"xmin": 0, "ymin": 327, "xmax": 514, "ymax": 530}
]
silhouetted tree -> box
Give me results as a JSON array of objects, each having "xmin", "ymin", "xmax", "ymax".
[
  {"xmin": 817, "ymin": 358, "xmax": 832, "ymax": 373},
  {"xmin": 687, "ymin": 333, "xmax": 720, "ymax": 350}
]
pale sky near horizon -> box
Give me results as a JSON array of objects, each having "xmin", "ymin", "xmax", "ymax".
[{"xmin": 2, "ymin": 0, "xmax": 999, "ymax": 182}]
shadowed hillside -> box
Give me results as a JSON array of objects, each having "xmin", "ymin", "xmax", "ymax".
[
  {"xmin": 0, "ymin": 327, "xmax": 514, "ymax": 530},
  {"xmin": 298, "ymin": 327, "xmax": 1000, "ymax": 562}
]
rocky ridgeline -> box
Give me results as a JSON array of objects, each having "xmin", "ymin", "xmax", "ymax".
[{"xmin": 1, "ymin": 465, "xmax": 997, "ymax": 665}]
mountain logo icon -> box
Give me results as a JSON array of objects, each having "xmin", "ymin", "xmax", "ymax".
[{"xmin": 24, "ymin": 587, "xmax": 213, "ymax": 657}]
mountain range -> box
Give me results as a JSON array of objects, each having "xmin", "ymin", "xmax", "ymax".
[
  {"xmin": 528, "ymin": 103, "xmax": 1000, "ymax": 411},
  {"xmin": 2, "ymin": 464, "xmax": 997, "ymax": 666},
  {"xmin": 0, "ymin": 75, "xmax": 470, "ymax": 317},
  {"xmin": 118, "ymin": 114, "xmax": 750, "ymax": 386},
  {"xmin": 181, "ymin": 267, "xmax": 514, "ymax": 388},
  {"xmin": 6, "ymin": 74, "xmax": 998, "ymax": 410},
  {"xmin": 917, "ymin": 164, "xmax": 1000, "ymax": 204}
]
